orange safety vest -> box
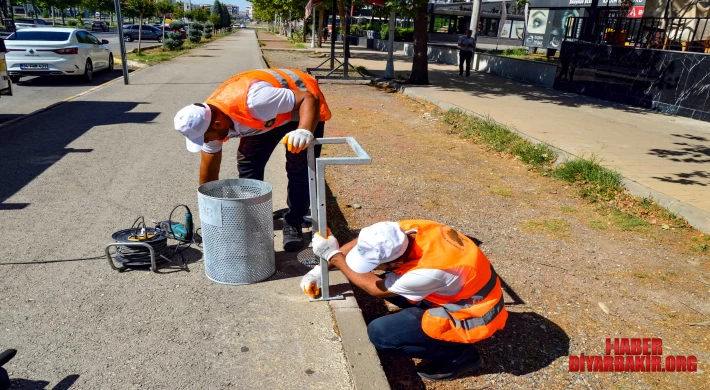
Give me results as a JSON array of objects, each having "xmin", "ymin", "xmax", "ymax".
[
  {"xmin": 395, "ymin": 220, "xmax": 508, "ymax": 344},
  {"xmin": 205, "ymin": 68, "xmax": 331, "ymax": 130}
]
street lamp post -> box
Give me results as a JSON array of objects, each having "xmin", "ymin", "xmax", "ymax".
[{"xmin": 113, "ymin": 0, "xmax": 129, "ymax": 85}]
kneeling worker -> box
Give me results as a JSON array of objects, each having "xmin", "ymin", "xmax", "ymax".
[
  {"xmin": 174, "ymin": 69, "xmax": 331, "ymax": 251},
  {"xmin": 303, "ymin": 220, "xmax": 507, "ymax": 381}
]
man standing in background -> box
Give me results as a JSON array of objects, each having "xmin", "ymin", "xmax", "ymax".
[{"xmin": 458, "ymin": 29, "xmax": 476, "ymax": 77}]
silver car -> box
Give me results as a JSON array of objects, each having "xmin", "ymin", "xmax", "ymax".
[{"xmin": 4, "ymin": 28, "xmax": 113, "ymax": 83}]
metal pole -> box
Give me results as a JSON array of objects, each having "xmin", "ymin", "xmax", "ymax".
[
  {"xmin": 469, "ymin": 0, "xmax": 482, "ymax": 39},
  {"xmin": 311, "ymin": 8, "xmax": 316, "ymax": 48},
  {"xmin": 384, "ymin": 11, "xmax": 395, "ymax": 79},
  {"xmin": 343, "ymin": 0, "xmax": 351, "ymax": 77},
  {"xmin": 113, "ymin": 0, "xmax": 129, "ymax": 85},
  {"xmin": 330, "ymin": 0, "xmax": 336, "ymax": 69}
]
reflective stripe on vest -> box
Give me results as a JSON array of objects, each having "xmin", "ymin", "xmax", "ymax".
[
  {"xmin": 280, "ymin": 69, "xmax": 308, "ymax": 91},
  {"xmin": 427, "ymin": 265, "xmax": 503, "ymax": 330},
  {"xmin": 261, "ymin": 69, "xmax": 290, "ymax": 89}
]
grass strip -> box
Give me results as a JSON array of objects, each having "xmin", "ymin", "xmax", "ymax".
[
  {"xmin": 125, "ymin": 32, "xmax": 232, "ymax": 66},
  {"xmin": 441, "ymin": 109, "xmax": 688, "ymax": 230}
]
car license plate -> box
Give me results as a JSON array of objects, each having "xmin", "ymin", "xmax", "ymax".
[{"xmin": 20, "ymin": 64, "xmax": 49, "ymax": 69}]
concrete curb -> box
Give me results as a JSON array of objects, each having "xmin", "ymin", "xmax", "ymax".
[
  {"xmin": 261, "ymin": 39, "xmax": 389, "ymax": 387},
  {"xmin": 328, "ymin": 271, "xmax": 390, "ymax": 390},
  {"xmin": 394, "ymin": 85, "xmax": 710, "ymax": 235},
  {"xmin": 0, "ymin": 67, "xmax": 145, "ymax": 130}
]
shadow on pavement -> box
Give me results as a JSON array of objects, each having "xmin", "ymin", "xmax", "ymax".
[
  {"xmin": 12, "ymin": 69, "xmax": 133, "ymax": 88},
  {"xmin": 0, "ymin": 101, "xmax": 159, "ymax": 210},
  {"xmin": 10, "ymin": 374, "xmax": 79, "ymax": 390},
  {"xmin": 648, "ymin": 134, "xmax": 710, "ymax": 186},
  {"xmin": 347, "ymin": 50, "xmax": 652, "ymax": 115}
]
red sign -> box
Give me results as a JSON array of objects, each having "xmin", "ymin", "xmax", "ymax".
[{"xmin": 628, "ymin": 6, "xmax": 645, "ymax": 18}]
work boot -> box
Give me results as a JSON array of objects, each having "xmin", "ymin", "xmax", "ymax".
[
  {"xmin": 417, "ymin": 346, "xmax": 483, "ymax": 382},
  {"xmin": 282, "ymin": 222, "xmax": 303, "ymax": 252}
]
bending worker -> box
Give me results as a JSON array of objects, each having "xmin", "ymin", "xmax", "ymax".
[
  {"xmin": 174, "ymin": 68, "xmax": 331, "ymax": 251},
  {"xmin": 303, "ymin": 220, "xmax": 507, "ymax": 381}
]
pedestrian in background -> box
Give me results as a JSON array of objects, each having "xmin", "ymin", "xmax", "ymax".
[{"xmin": 458, "ymin": 29, "xmax": 476, "ymax": 77}]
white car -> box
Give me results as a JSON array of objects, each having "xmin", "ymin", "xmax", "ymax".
[
  {"xmin": 4, "ymin": 28, "xmax": 113, "ymax": 83},
  {"xmin": 0, "ymin": 39, "xmax": 12, "ymax": 97}
]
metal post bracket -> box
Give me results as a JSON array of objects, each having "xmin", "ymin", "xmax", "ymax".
[{"xmin": 307, "ymin": 137, "xmax": 371, "ymax": 302}]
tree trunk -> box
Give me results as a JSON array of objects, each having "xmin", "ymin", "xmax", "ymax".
[
  {"xmin": 408, "ymin": 1, "xmax": 429, "ymax": 85},
  {"xmin": 51, "ymin": 6, "xmax": 55, "ymax": 26},
  {"xmin": 317, "ymin": 7, "xmax": 324, "ymax": 48},
  {"xmin": 162, "ymin": 15, "xmax": 165, "ymax": 49},
  {"xmin": 337, "ymin": 0, "xmax": 347, "ymax": 57}
]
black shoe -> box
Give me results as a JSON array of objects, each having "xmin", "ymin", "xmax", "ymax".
[
  {"xmin": 466, "ymin": 73, "xmax": 470, "ymax": 77},
  {"xmin": 459, "ymin": 72, "xmax": 463, "ymax": 76},
  {"xmin": 417, "ymin": 346, "xmax": 483, "ymax": 382},
  {"xmin": 282, "ymin": 222, "xmax": 303, "ymax": 252}
]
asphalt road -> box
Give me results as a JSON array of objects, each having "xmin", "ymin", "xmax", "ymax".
[
  {"xmin": 0, "ymin": 31, "xmax": 161, "ymax": 125},
  {"xmin": 0, "ymin": 30, "xmax": 352, "ymax": 389}
]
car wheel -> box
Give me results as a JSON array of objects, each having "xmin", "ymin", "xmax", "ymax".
[
  {"xmin": 83, "ymin": 59, "xmax": 93, "ymax": 82},
  {"xmin": 124, "ymin": 35, "xmax": 133, "ymax": 42},
  {"xmin": 9, "ymin": 76, "xmax": 20, "ymax": 84},
  {"xmin": 108, "ymin": 55, "xmax": 114, "ymax": 71}
]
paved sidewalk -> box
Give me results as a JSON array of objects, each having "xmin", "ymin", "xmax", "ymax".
[
  {"xmin": 313, "ymin": 45, "xmax": 710, "ymax": 233},
  {"xmin": 0, "ymin": 31, "xmax": 369, "ymax": 389}
]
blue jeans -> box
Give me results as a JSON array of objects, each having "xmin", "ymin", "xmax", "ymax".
[
  {"xmin": 367, "ymin": 296, "xmax": 471, "ymax": 362},
  {"xmin": 237, "ymin": 121, "xmax": 325, "ymax": 227}
]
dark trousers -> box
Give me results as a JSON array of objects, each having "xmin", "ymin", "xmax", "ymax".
[
  {"xmin": 367, "ymin": 295, "xmax": 470, "ymax": 362},
  {"xmin": 459, "ymin": 50, "xmax": 473, "ymax": 75},
  {"xmin": 237, "ymin": 121, "xmax": 325, "ymax": 227}
]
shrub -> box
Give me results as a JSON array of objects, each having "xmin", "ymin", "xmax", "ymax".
[
  {"xmin": 379, "ymin": 25, "xmax": 414, "ymax": 42},
  {"xmin": 169, "ymin": 21, "xmax": 185, "ymax": 31},
  {"xmin": 67, "ymin": 19, "xmax": 78, "ymax": 26},
  {"xmin": 189, "ymin": 22, "xmax": 203, "ymax": 43},
  {"xmin": 42, "ymin": 9, "xmax": 49, "ymax": 18},
  {"xmin": 204, "ymin": 21, "xmax": 213, "ymax": 39}
]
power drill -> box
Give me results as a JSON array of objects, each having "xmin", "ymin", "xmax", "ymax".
[{"xmin": 162, "ymin": 205, "xmax": 193, "ymax": 243}]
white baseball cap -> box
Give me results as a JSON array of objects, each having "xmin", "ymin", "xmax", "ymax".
[
  {"xmin": 346, "ymin": 222, "xmax": 410, "ymax": 273},
  {"xmin": 174, "ymin": 103, "xmax": 212, "ymax": 152}
]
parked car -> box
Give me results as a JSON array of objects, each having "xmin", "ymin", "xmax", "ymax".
[
  {"xmin": 240, "ymin": 23, "xmax": 246, "ymax": 28},
  {"xmin": 122, "ymin": 24, "xmax": 165, "ymax": 42},
  {"xmin": 13, "ymin": 18, "xmax": 50, "ymax": 30},
  {"xmin": 0, "ymin": 38, "xmax": 13, "ymax": 97},
  {"xmin": 4, "ymin": 28, "xmax": 113, "ymax": 83},
  {"xmin": 90, "ymin": 20, "xmax": 108, "ymax": 32},
  {"xmin": 233, "ymin": 24, "xmax": 240, "ymax": 29}
]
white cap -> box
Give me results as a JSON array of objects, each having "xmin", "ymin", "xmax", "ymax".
[
  {"xmin": 174, "ymin": 103, "xmax": 212, "ymax": 152},
  {"xmin": 346, "ymin": 222, "xmax": 409, "ymax": 273}
]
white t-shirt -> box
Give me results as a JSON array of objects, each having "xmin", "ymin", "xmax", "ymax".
[
  {"xmin": 202, "ymin": 81, "xmax": 296, "ymax": 153},
  {"xmin": 384, "ymin": 266, "xmax": 470, "ymax": 302},
  {"xmin": 458, "ymin": 36, "xmax": 476, "ymax": 52}
]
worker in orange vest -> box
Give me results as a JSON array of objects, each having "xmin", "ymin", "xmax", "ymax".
[
  {"xmin": 174, "ymin": 69, "xmax": 331, "ymax": 251},
  {"xmin": 303, "ymin": 220, "xmax": 508, "ymax": 381}
]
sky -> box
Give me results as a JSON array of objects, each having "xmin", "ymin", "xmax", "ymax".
[{"xmin": 195, "ymin": 0, "xmax": 252, "ymax": 13}]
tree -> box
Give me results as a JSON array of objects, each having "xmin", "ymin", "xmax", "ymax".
[
  {"xmin": 194, "ymin": 8, "xmax": 208, "ymax": 22},
  {"xmin": 188, "ymin": 21, "xmax": 202, "ymax": 42},
  {"xmin": 219, "ymin": 3, "xmax": 229, "ymax": 31},
  {"xmin": 204, "ymin": 20, "xmax": 213, "ymax": 39},
  {"xmin": 173, "ymin": 2, "xmax": 184, "ymax": 20},
  {"xmin": 210, "ymin": 0, "xmax": 221, "ymax": 29},
  {"xmin": 127, "ymin": 0, "xmax": 156, "ymax": 54},
  {"xmin": 155, "ymin": 0, "xmax": 174, "ymax": 49}
]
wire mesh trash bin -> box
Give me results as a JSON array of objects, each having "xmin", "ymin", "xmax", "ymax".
[{"xmin": 197, "ymin": 179, "xmax": 275, "ymax": 285}]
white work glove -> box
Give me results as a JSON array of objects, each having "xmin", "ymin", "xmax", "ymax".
[
  {"xmin": 312, "ymin": 231, "xmax": 341, "ymax": 261},
  {"xmin": 280, "ymin": 129, "xmax": 314, "ymax": 154},
  {"xmin": 300, "ymin": 265, "xmax": 322, "ymax": 298}
]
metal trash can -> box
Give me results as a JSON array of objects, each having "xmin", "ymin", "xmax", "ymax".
[{"xmin": 197, "ymin": 179, "xmax": 275, "ymax": 285}]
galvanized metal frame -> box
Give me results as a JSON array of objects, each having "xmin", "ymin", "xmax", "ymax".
[
  {"xmin": 308, "ymin": 137, "xmax": 371, "ymax": 302},
  {"xmin": 105, "ymin": 242, "xmax": 157, "ymax": 273}
]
